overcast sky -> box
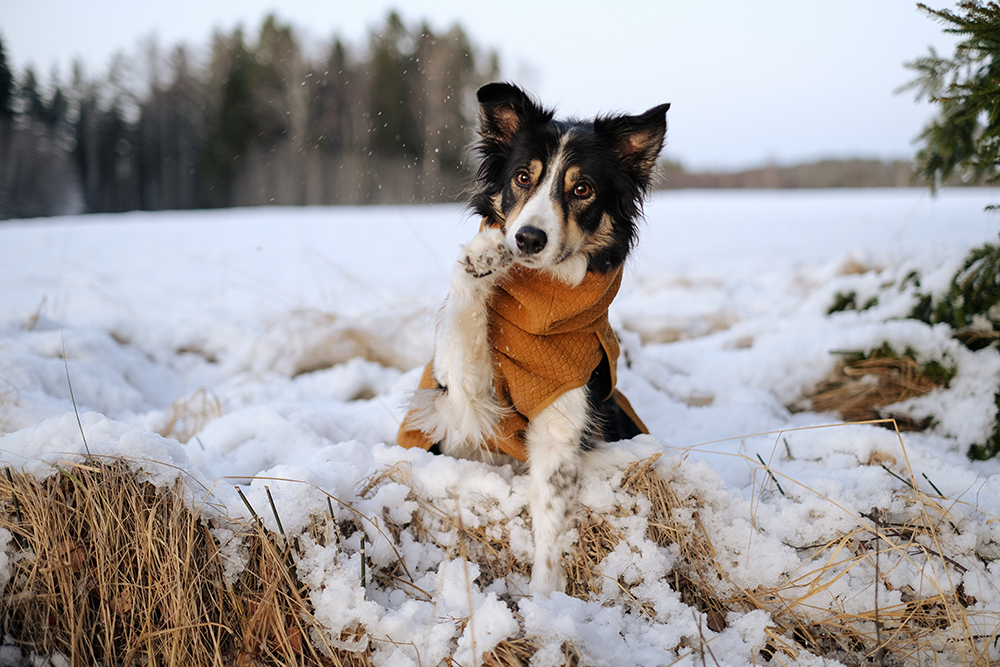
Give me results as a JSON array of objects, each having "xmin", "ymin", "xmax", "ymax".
[{"xmin": 1, "ymin": 1, "xmax": 961, "ymax": 170}]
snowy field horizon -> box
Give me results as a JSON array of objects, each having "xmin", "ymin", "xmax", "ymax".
[{"xmin": 3, "ymin": 187, "xmax": 1000, "ymax": 665}]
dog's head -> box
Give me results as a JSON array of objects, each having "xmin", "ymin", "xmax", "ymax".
[{"xmin": 471, "ymin": 82, "xmax": 669, "ymax": 284}]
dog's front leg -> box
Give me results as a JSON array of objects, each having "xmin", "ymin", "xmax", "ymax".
[
  {"xmin": 429, "ymin": 227, "xmax": 513, "ymax": 449},
  {"xmin": 525, "ymin": 387, "xmax": 590, "ymax": 595}
]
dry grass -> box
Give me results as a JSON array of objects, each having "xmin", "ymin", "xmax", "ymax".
[
  {"xmin": 479, "ymin": 637, "xmax": 542, "ymax": 667},
  {"xmin": 361, "ymin": 462, "xmax": 533, "ymax": 593},
  {"xmin": 620, "ymin": 454, "xmax": 729, "ymax": 632},
  {"xmin": 567, "ymin": 445, "xmax": 996, "ymax": 666},
  {"xmin": 731, "ymin": 425, "xmax": 1000, "ymax": 667},
  {"xmin": 0, "ymin": 460, "xmax": 365, "ymax": 666},
  {"xmin": 805, "ymin": 348, "xmax": 951, "ymax": 430},
  {"xmin": 1, "ymin": 442, "xmax": 996, "ymax": 666},
  {"xmin": 733, "ymin": 488, "xmax": 996, "ymax": 666},
  {"xmin": 250, "ymin": 309, "xmax": 410, "ymax": 377},
  {"xmin": 157, "ymin": 388, "xmax": 223, "ymax": 444},
  {"xmin": 564, "ymin": 507, "xmax": 625, "ymax": 600}
]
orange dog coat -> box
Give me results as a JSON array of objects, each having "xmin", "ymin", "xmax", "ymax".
[{"xmin": 397, "ymin": 262, "xmax": 646, "ymax": 461}]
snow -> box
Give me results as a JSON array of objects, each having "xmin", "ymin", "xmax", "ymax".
[{"xmin": 2, "ymin": 187, "xmax": 1000, "ymax": 665}]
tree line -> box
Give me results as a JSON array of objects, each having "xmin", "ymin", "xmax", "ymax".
[
  {"xmin": 0, "ymin": 12, "xmax": 499, "ymax": 219},
  {"xmin": 655, "ymin": 158, "xmax": 918, "ymax": 189}
]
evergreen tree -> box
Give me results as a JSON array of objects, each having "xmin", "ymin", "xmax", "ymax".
[
  {"xmin": 20, "ymin": 68, "xmax": 46, "ymax": 121},
  {"xmin": 310, "ymin": 39, "xmax": 356, "ymax": 156},
  {"xmin": 252, "ymin": 15, "xmax": 297, "ymax": 146},
  {"xmin": 138, "ymin": 44, "xmax": 205, "ymax": 210},
  {"xmin": 0, "ymin": 37, "xmax": 13, "ymax": 218},
  {"xmin": 903, "ymin": 2, "xmax": 1000, "ymax": 192},
  {"xmin": 164, "ymin": 46, "xmax": 205, "ymax": 210},
  {"xmin": 202, "ymin": 28, "xmax": 258, "ymax": 206},
  {"xmin": 904, "ymin": 3, "xmax": 1000, "ymax": 460},
  {"xmin": 368, "ymin": 12, "xmax": 423, "ymax": 160},
  {"xmin": 0, "ymin": 37, "xmax": 13, "ymax": 120},
  {"xmin": 412, "ymin": 23, "xmax": 484, "ymax": 199}
]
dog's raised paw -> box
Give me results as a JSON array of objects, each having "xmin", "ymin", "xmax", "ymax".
[{"xmin": 461, "ymin": 229, "xmax": 513, "ymax": 278}]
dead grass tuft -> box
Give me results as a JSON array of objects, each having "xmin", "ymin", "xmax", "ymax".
[
  {"xmin": 158, "ymin": 387, "xmax": 223, "ymax": 443},
  {"xmin": 622, "ymin": 312, "xmax": 738, "ymax": 346},
  {"xmin": 365, "ymin": 463, "xmax": 531, "ymax": 591},
  {"xmin": 480, "ymin": 637, "xmax": 541, "ymax": 667},
  {"xmin": 804, "ymin": 346, "xmax": 952, "ymax": 430},
  {"xmin": 564, "ymin": 507, "xmax": 624, "ymax": 599},
  {"xmin": 621, "ymin": 454, "xmax": 729, "ymax": 631},
  {"xmin": 251, "ymin": 309, "xmax": 409, "ymax": 377},
  {"xmin": 0, "ymin": 460, "xmax": 369, "ymax": 666}
]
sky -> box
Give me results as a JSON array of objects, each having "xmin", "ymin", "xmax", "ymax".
[{"xmin": 0, "ymin": 1, "xmax": 963, "ymax": 170}]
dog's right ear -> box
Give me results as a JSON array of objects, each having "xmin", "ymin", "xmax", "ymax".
[{"xmin": 477, "ymin": 83, "xmax": 552, "ymax": 148}]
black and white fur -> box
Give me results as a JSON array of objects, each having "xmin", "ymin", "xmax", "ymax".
[{"xmin": 409, "ymin": 82, "xmax": 668, "ymax": 595}]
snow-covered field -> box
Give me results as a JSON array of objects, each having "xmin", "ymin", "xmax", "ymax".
[{"xmin": 2, "ymin": 188, "xmax": 1000, "ymax": 665}]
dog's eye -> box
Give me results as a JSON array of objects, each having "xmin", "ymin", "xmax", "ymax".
[
  {"xmin": 514, "ymin": 171, "xmax": 532, "ymax": 188},
  {"xmin": 573, "ymin": 182, "xmax": 593, "ymax": 198}
]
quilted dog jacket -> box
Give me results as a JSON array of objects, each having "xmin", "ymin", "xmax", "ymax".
[{"xmin": 397, "ymin": 262, "xmax": 646, "ymax": 461}]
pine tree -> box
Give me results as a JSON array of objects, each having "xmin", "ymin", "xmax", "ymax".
[
  {"xmin": 903, "ymin": 2, "xmax": 1000, "ymax": 193},
  {"xmin": 202, "ymin": 28, "xmax": 258, "ymax": 206},
  {"xmin": 904, "ymin": 3, "xmax": 1000, "ymax": 460},
  {"xmin": 0, "ymin": 37, "xmax": 13, "ymax": 120},
  {"xmin": 368, "ymin": 12, "xmax": 423, "ymax": 160}
]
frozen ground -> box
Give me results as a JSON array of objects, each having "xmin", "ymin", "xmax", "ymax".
[{"xmin": 2, "ymin": 188, "xmax": 1000, "ymax": 665}]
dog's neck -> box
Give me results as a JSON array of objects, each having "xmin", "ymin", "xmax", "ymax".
[
  {"xmin": 488, "ymin": 264, "xmax": 622, "ymax": 339},
  {"xmin": 540, "ymin": 254, "xmax": 588, "ymax": 287}
]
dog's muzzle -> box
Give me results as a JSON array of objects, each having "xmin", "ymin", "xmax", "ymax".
[{"xmin": 515, "ymin": 226, "xmax": 547, "ymax": 255}]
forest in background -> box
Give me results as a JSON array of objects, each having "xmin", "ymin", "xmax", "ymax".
[
  {"xmin": 0, "ymin": 12, "xmax": 498, "ymax": 219},
  {"xmin": 0, "ymin": 12, "xmax": 940, "ymax": 221}
]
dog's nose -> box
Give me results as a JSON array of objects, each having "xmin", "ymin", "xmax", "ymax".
[{"xmin": 515, "ymin": 226, "xmax": 547, "ymax": 255}]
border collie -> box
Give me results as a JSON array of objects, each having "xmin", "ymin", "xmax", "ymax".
[{"xmin": 398, "ymin": 82, "xmax": 669, "ymax": 595}]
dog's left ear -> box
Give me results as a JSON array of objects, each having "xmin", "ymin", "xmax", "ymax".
[{"xmin": 595, "ymin": 103, "xmax": 670, "ymax": 185}]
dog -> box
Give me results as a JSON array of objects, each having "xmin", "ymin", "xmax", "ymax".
[{"xmin": 398, "ymin": 82, "xmax": 669, "ymax": 595}]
